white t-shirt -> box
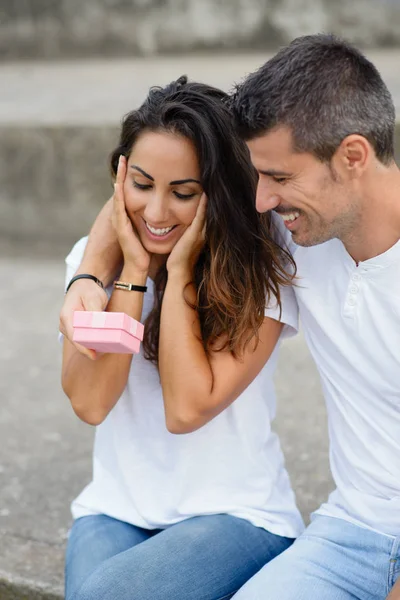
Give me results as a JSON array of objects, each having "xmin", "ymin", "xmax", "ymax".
[
  {"xmin": 278, "ymin": 219, "xmax": 400, "ymax": 537},
  {"xmin": 62, "ymin": 237, "xmax": 304, "ymax": 538}
]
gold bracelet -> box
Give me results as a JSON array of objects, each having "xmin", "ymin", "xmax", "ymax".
[{"xmin": 114, "ymin": 280, "xmax": 147, "ymax": 293}]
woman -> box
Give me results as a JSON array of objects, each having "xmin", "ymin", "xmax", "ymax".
[{"xmin": 61, "ymin": 76, "xmax": 303, "ymax": 600}]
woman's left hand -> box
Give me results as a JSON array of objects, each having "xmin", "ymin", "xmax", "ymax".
[{"xmin": 166, "ymin": 194, "xmax": 207, "ymax": 279}]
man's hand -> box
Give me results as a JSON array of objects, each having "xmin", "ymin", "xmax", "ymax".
[
  {"xmin": 59, "ymin": 279, "xmax": 108, "ymax": 360},
  {"xmin": 387, "ymin": 579, "xmax": 400, "ymax": 600}
]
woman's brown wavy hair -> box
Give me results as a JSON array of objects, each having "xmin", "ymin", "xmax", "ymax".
[{"xmin": 110, "ymin": 76, "xmax": 295, "ymax": 366}]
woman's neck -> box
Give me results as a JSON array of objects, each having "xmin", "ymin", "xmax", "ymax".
[{"xmin": 148, "ymin": 253, "xmax": 169, "ymax": 281}]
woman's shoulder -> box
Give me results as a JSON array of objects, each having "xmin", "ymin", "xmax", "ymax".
[{"xmin": 65, "ymin": 236, "xmax": 89, "ymax": 269}]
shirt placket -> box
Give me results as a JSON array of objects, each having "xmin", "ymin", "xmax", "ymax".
[{"xmin": 342, "ymin": 267, "xmax": 363, "ymax": 320}]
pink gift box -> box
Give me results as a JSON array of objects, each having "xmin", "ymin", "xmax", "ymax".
[{"xmin": 72, "ymin": 311, "xmax": 144, "ymax": 354}]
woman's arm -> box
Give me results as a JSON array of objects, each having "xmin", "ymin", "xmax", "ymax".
[
  {"xmin": 159, "ymin": 195, "xmax": 284, "ymax": 433},
  {"xmin": 159, "ymin": 270, "xmax": 283, "ymax": 433},
  {"xmin": 62, "ymin": 156, "xmax": 151, "ymax": 424},
  {"xmin": 59, "ymin": 197, "xmax": 122, "ymax": 359},
  {"xmin": 76, "ymin": 196, "xmax": 122, "ymax": 287},
  {"xmin": 62, "ymin": 266, "xmax": 146, "ymax": 425}
]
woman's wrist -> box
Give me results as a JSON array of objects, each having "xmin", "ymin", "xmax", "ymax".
[
  {"xmin": 119, "ymin": 265, "xmax": 149, "ymax": 286},
  {"xmin": 166, "ymin": 268, "xmax": 192, "ymax": 288},
  {"xmin": 75, "ymin": 262, "xmax": 117, "ymax": 288}
]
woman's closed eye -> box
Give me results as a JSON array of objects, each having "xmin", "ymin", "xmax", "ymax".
[
  {"xmin": 132, "ymin": 179, "xmax": 200, "ymax": 199},
  {"xmin": 133, "ymin": 181, "xmax": 152, "ymax": 190},
  {"xmin": 173, "ymin": 191, "xmax": 197, "ymax": 200}
]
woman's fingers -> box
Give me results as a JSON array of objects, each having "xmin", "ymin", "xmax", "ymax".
[
  {"xmin": 191, "ymin": 193, "xmax": 207, "ymax": 237},
  {"xmin": 60, "ymin": 281, "xmax": 108, "ymax": 360},
  {"xmin": 116, "ymin": 154, "xmax": 126, "ymax": 186},
  {"xmin": 113, "ymin": 155, "xmax": 130, "ymax": 233}
]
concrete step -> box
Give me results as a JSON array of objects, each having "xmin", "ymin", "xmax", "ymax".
[
  {"xmin": 1, "ymin": 52, "xmax": 400, "ymax": 244},
  {"xmin": 0, "ymin": 0, "xmax": 400, "ymax": 60},
  {"xmin": 3, "ymin": 0, "xmax": 400, "ymax": 60},
  {"xmin": 0, "ymin": 248, "xmax": 329, "ymax": 598}
]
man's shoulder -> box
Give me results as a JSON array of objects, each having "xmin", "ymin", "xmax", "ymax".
[
  {"xmin": 295, "ymin": 239, "xmax": 345, "ymax": 281},
  {"xmin": 295, "ymin": 238, "xmax": 343, "ymax": 263}
]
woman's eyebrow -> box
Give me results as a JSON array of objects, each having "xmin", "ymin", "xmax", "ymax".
[
  {"xmin": 130, "ymin": 165, "xmax": 154, "ymax": 181},
  {"xmin": 169, "ymin": 178, "xmax": 201, "ymax": 185}
]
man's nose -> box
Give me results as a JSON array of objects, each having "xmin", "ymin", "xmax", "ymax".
[{"xmin": 255, "ymin": 185, "xmax": 281, "ymax": 214}]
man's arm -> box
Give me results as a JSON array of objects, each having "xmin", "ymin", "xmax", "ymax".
[{"xmin": 75, "ymin": 197, "xmax": 122, "ymax": 286}]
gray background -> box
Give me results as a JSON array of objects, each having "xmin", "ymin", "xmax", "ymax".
[
  {"xmin": 2, "ymin": 0, "xmax": 400, "ymax": 59},
  {"xmin": 1, "ymin": 2, "xmax": 400, "ymax": 598}
]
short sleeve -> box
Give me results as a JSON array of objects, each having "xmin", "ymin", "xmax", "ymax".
[
  {"xmin": 63, "ymin": 236, "xmax": 89, "ymax": 292},
  {"xmin": 265, "ymin": 212, "xmax": 299, "ymax": 338},
  {"xmin": 265, "ymin": 283, "xmax": 299, "ymax": 339}
]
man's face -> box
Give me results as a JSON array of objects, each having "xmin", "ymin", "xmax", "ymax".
[{"xmin": 247, "ymin": 127, "xmax": 360, "ymax": 247}]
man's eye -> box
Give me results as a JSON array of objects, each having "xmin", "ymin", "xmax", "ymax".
[
  {"xmin": 174, "ymin": 191, "xmax": 196, "ymax": 200},
  {"xmin": 274, "ymin": 177, "xmax": 287, "ymax": 184},
  {"xmin": 133, "ymin": 182, "xmax": 152, "ymax": 190}
]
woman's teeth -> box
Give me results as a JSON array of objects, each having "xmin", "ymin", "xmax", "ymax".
[
  {"xmin": 145, "ymin": 222, "xmax": 175, "ymax": 236},
  {"xmin": 281, "ymin": 211, "xmax": 300, "ymax": 222}
]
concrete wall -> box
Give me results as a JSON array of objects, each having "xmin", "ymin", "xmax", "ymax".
[
  {"xmin": 0, "ymin": 126, "xmax": 119, "ymax": 244},
  {"xmin": 2, "ymin": 0, "xmax": 400, "ymax": 59},
  {"xmin": 1, "ymin": 123, "xmax": 400, "ymax": 245}
]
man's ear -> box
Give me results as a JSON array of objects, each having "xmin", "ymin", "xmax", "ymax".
[{"xmin": 331, "ymin": 134, "xmax": 371, "ymax": 179}]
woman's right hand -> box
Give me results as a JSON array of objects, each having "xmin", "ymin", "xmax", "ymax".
[
  {"xmin": 59, "ymin": 279, "xmax": 109, "ymax": 360},
  {"xmin": 112, "ymin": 155, "xmax": 151, "ymax": 275}
]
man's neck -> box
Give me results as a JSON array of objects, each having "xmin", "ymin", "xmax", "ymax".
[{"xmin": 341, "ymin": 168, "xmax": 400, "ymax": 264}]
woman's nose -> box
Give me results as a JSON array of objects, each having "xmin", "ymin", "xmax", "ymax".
[{"xmin": 143, "ymin": 192, "xmax": 169, "ymax": 224}]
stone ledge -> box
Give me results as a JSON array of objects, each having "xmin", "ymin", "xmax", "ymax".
[
  {"xmin": 1, "ymin": 121, "xmax": 399, "ymax": 244},
  {"xmin": 0, "ymin": 533, "xmax": 63, "ymax": 600},
  {"xmin": 0, "ymin": 579, "xmax": 61, "ymax": 600},
  {"xmin": 0, "ymin": 253, "xmax": 329, "ymax": 600},
  {"xmin": 0, "ymin": 125, "xmax": 119, "ymax": 244},
  {"xmin": 1, "ymin": 0, "xmax": 400, "ymax": 60}
]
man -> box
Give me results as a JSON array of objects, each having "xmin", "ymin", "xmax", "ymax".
[
  {"xmin": 229, "ymin": 34, "xmax": 400, "ymax": 600},
  {"xmin": 60, "ymin": 34, "xmax": 400, "ymax": 599}
]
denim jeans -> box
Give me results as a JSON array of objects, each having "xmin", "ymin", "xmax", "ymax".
[
  {"xmin": 65, "ymin": 513, "xmax": 294, "ymax": 600},
  {"xmin": 233, "ymin": 515, "xmax": 400, "ymax": 599}
]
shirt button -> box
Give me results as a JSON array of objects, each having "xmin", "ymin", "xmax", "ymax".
[
  {"xmin": 349, "ymin": 285, "xmax": 359, "ymax": 294},
  {"xmin": 352, "ymin": 273, "xmax": 361, "ymax": 282},
  {"xmin": 348, "ymin": 297, "xmax": 356, "ymax": 306}
]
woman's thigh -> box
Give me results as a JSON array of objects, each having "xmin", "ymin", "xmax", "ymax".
[
  {"xmin": 73, "ymin": 514, "xmax": 294, "ymax": 600},
  {"xmin": 65, "ymin": 514, "xmax": 153, "ymax": 600}
]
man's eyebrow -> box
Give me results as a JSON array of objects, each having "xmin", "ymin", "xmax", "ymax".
[
  {"xmin": 259, "ymin": 169, "xmax": 291, "ymax": 177},
  {"xmin": 169, "ymin": 178, "xmax": 201, "ymax": 185},
  {"xmin": 130, "ymin": 165, "xmax": 154, "ymax": 181}
]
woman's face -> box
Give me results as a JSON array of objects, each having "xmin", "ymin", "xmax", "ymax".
[{"xmin": 124, "ymin": 130, "xmax": 203, "ymax": 255}]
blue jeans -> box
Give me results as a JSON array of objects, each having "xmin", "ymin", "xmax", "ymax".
[
  {"xmin": 233, "ymin": 515, "xmax": 400, "ymax": 599},
  {"xmin": 65, "ymin": 513, "xmax": 294, "ymax": 600}
]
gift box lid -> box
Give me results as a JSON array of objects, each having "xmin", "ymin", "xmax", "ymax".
[{"xmin": 73, "ymin": 311, "xmax": 144, "ymax": 341}]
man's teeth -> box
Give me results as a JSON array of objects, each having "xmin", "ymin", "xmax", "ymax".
[
  {"xmin": 281, "ymin": 212, "xmax": 300, "ymax": 222},
  {"xmin": 145, "ymin": 222, "xmax": 175, "ymax": 236}
]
